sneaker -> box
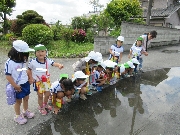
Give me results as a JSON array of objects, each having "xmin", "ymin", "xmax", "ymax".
[
  {"xmin": 110, "ymin": 81, "xmax": 114, "ymax": 85},
  {"xmin": 23, "ymin": 110, "xmax": 35, "ymax": 119},
  {"xmin": 44, "ymin": 104, "xmax": 52, "ymax": 111},
  {"xmin": 14, "ymin": 114, "xmax": 27, "ymax": 125},
  {"xmin": 86, "ymin": 91, "xmax": 92, "ymax": 95},
  {"xmin": 66, "ymin": 98, "xmax": 71, "ymax": 102},
  {"xmin": 48, "ymin": 99, "xmax": 52, "ymax": 104},
  {"xmin": 96, "ymin": 86, "xmax": 102, "ymax": 92},
  {"xmin": 139, "ymin": 68, "xmax": 144, "ymax": 73},
  {"xmin": 113, "ymin": 80, "xmax": 116, "ymax": 84},
  {"xmin": 39, "ymin": 107, "xmax": 47, "ymax": 115},
  {"xmin": 88, "ymin": 85, "xmax": 96, "ymax": 90},
  {"xmin": 80, "ymin": 94, "xmax": 87, "ymax": 100}
]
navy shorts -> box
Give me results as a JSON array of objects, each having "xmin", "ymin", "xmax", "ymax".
[{"xmin": 16, "ymin": 81, "xmax": 30, "ymax": 99}]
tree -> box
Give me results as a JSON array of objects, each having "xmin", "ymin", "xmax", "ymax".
[
  {"xmin": 89, "ymin": 0, "xmax": 104, "ymax": 12},
  {"xmin": 13, "ymin": 10, "xmax": 45, "ymax": 36},
  {"xmin": 71, "ymin": 16, "xmax": 92, "ymax": 32},
  {"xmin": 105, "ymin": 0, "xmax": 143, "ymax": 27},
  {"xmin": 0, "ymin": 0, "xmax": 16, "ymax": 34},
  {"xmin": 91, "ymin": 12, "xmax": 115, "ymax": 36}
]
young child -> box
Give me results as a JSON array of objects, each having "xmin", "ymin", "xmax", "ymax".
[
  {"xmin": 103, "ymin": 60, "xmax": 117, "ymax": 85},
  {"xmin": 72, "ymin": 71, "xmax": 89, "ymax": 100},
  {"xmin": 109, "ymin": 36, "xmax": 124, "ymax": 63},
  {"xmin": 72, "ymin": 51, "xmax": 102, "ymax": 74},
  {"xmin": 91, "ymin": 63, "xmax": 106, "ymax": 92},
  {"xmin": 128, "ymin": 37, "xmax": 143, "ymax": 60},
  {"xmin": 28, "ymin": 44, "xmax": 64, "ymax": 115},
  {"xmin": 114, "ymin": 64, "xmax": 125, "ymax": 80},
  {"xmin": 131, "ymin": 58, "xmax": 140, "ymax": 73},
  {"xmin": 123, "ymin": 61, "xmax": 135, "ymax": 77},
  {"xmin": 72, "ymin": 51, "xmax": 102, "ymax": 95},
  {"xmin": 5, "ymin": 40, "xmax": 35, "ymax": 125},
  {"xmin": 50, "ymin": 75, "xmax": 74, "ymax": 114}
]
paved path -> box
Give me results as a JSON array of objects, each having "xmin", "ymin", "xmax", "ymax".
[{"xmin": 0, "ymin": 44, "xmax": 180, "ymax": 134}]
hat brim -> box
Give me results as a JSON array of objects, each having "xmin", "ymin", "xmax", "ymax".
[
  {"xmin": 60, "ymin": 74, "xmax": 68, "ymax": 79},
  {"xmin": 72, "ymin": 75, "xmax": 88, "ymax": 82},
  {"xmin": 27, "ymin": 48, "xmax": 35, "ymax": 52},
  {"xmin": 34, "ymin": 46, "xmax": 47, "ymax": 51},
  {"xmin": 85, "ymin": 57, "xmax": 91, "ymax": 62},
  {"xmin": 15, "ymin": 48, "xmax": 35, "ymax": 52}
]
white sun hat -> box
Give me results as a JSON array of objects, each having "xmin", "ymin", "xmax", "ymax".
[
  {"xmin": 72, "ymin": 71, "xmax": 89, "ymax": 82},
  {"xmin": 85, "ymin": 51, "xmax": 96, "ymax": 62},
  {"xmin": 131, "ymin": 58, "xmax": 140, "ymax": 65},
  {"xmin": 98, "ymin": 61, "xmax": 106, "ymax": 70},
  {"xmin": 127, "ymin": 61, "xmax": 135, "ymax": 68},
  {"xmin": 104, "ymin": 60, "xmax": 117, "ymax": 68},
  {"xmin": 13, "ymin": 40, "xmax": 34, "ymax": 52},
  {"xmin": 119, "ymin": 64, "xmax": 125, "ymax": 73},
  {"xmin": 95, "ymin": 52, "xmax": 103, "ymax": 62},
  {"xmin": 117, "ymin": 36, "xmax": 124, "ymax": 42},
  {"xmin": 85, "ymin": 51, "xmax": 102, "ymax": 62}
]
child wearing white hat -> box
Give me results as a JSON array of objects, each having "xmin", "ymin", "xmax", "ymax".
[
  {"xmin": 5, "ymin": 40, "xmax": 35, "ymax": 125},
  {"xmin": 72, "ymin": 51, "xmax": 102, "ymax": 74},
  {"xmin": 72, "ymin": 71, "xmax": 89, "ymax": 100},
  {"xmin": 90, "ymin": 62, "xmax": 106, "ymax": 92},
  {"xmin": 103, "ymin": 60, "xmax": 117, "ymax": 85},
  {"xmin": 109, "ymin": 36, "xmax": 124, "ymax": 63},
  {"xmin": 72, "ymin": 51, "xmax": 103, "ymax": 95}
]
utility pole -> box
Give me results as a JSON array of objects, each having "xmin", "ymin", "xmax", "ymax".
[{"xmin": 146, "ymin": 0, "xmax": 153, "ymax": 25}]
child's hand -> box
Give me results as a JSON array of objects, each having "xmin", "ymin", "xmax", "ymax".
[
  {"xmin": 28, "ymin": 78, "xmax": 34, "ymax": 85},
  {"xmin": 58, "ymin": 64, "xmax": 64, "ymax": 69},
  {"xmin": 14, "ymin": 85, "xmax": 22, "ymax": 92},
  {"xmin": 144, "ymin": 52, "xmax": 148, "ymax": 56}
]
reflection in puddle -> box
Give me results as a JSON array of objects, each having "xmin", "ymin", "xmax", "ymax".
[
  {"xmin": 162, "ymin": 50, "xmax": 180, "ymax": 53},
  {"xmin": 28, "ymin": 67, "xmax": 180, "ymax": 135}
]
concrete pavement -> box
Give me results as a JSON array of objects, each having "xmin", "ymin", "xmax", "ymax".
[{"xmin": 0, "ymin": 44, "xmax": 180, "ymax": 135}]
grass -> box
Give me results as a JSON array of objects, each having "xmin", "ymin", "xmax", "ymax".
[
  {"xmin": 0, "ymin": 40, "xmax": 94, "ymax": 58},
  {"xmin": 46, "ymin": 40, "xmax": 94, "ymax": 58}
]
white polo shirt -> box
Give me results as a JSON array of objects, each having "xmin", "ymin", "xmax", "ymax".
[
  {"xmin": 5, "ymin": 59, "xmax": 28, "ymax": 85},
  {"xmin": 50, "ymin": 81, "xmax": 63, "ymax": 93},
  {"xmin": 110, "ymin": 44, "xmax": 123, "ymax": 56},
  {"xmin": 28, "ymin": 58, "xmax": 54, "ymax": 81},
  {"xmin": 131, "ymin": 44, "xmax": 143, "ymax": 57}
]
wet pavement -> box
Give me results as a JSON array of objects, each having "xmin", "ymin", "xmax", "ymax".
[{"xmin": 0, "ymin": 45, "xmax": 180, "ymax": 135}]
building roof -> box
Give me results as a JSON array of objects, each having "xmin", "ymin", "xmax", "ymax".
[{"xmin": 143, "ymin": 4, "xmax": 180, "ymax": 18}]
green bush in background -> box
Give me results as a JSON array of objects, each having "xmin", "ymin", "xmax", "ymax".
[{"xmin": 22, "ymin": 24, "xmax": 53, "ymax": 45}]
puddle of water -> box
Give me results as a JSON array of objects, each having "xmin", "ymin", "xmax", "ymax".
[
  {"xmin": 162, "ymin": 50, "xmax": 180, "ymax": 53},
  {"xmin": 27, "ymin": 67, "xmax": 180, "ymax": 135}
]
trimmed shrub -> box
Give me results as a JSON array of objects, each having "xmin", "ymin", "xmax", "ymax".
[
  {"xmin": 22, "ymin": 24, "xmax": 53, "ymax": 45},
  {"xmin": 72, "ymin": 29, "xmax": 86, "ymax": 43}
]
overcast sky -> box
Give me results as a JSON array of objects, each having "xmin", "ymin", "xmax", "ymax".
[{"xmin": 8, "ymin": 0, "xmax": 111, "ymax": 24}]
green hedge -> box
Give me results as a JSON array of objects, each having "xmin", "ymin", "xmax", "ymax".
[{"xmin": 22, "ymin": 24, "xmax": 53, "ymax": 46}]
